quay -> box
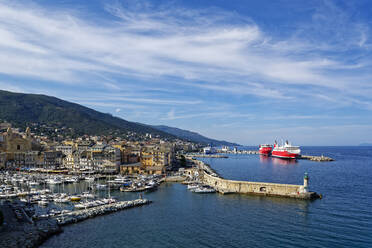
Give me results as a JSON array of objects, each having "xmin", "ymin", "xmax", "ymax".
[
  {"xmin": 189, "ymin": 159, "xmax": 320, "ymax": 200},
  {"xmin": 186, "ymin": 154, "xmax": 229, "ymax": 158},
  {"xmin": 53, "ymin": 198, "xmax": 151, "ymax": 226},
  {"xmin": 299, "ymin": 155, "xmax": 334, "ymax": 162}
]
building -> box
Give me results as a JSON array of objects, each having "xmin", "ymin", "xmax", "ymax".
[
  {"xmin": 0, "ymin": 127, "xmax": 40, "ymax": 169},
  {"xmin": 139, "ymin": 145, "xmax": 174, "ymax": 175},
  {"xmin": 120, "ymin": 162, "xmax": 142, "ymax": 174},
  {"xmin": 43, "ymin": 151, "xmax": 63, "ymax": 169}
]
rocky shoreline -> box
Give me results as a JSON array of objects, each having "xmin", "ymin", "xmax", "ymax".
[
  {"xmin": 0, "ymin": 204, "xmax": 61, "ymax": 248},
  {"xmin": 0, "ymin": 198, "xmax": 151, "ymax": 247}
]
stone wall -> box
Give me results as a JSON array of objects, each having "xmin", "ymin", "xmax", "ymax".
[{"xmin": 202, "ymin": 171, "xmax": 306, "ymax": 197}]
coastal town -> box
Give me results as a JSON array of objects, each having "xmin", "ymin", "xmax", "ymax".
[
  {"xmin": 0, "ymin": 122, "xmax": 203, "ymax": 247},
  {"xmin": 0, "ymin": 121, "xmax": 323, "ymax": 247}
]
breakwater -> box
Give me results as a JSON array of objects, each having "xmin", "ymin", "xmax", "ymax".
[
  {"xmin": 299, "ymin": 155, "xmax": 334, "ymax": 161},
  {"xmin": 202, "ymin": 172, "xmax": 318, "ymax": 199},
  {"xmin": 186, "ymin": 154, "xmax": 229, "ymax": 158},
  {"xmin": 189, "ymin": 158, "xmax": 319, "ymax": 200},
  {"xmin": 54, "ymin": 199, "xmax": 151, "ymax": 226}
]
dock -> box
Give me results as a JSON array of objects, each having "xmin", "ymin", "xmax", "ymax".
[
  {"xmin": 299, "ymin": 155, "xmax": 334, "ymax": 161},
  {"xmin": 186, "ymin": 154, "xmax": 229, "ymax": 158},
  {"xmin": 53, "ymin": 199, "xmax": 151, "ymax": 226},
  {"xmin": 188, "ymin": 158, "xmax": 320, "ymax": 200}
]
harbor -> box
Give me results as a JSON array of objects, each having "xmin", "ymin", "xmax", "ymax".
[{"xmin": 0, "ymin": 171, "xmax": 157, "ymax": 247}]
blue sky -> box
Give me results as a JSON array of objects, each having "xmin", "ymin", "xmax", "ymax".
[{"xmin": 0, "ymin": 0, "xmax": 372, "ymax": 145}]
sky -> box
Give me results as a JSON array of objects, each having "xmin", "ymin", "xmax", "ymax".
[{"xmin": 0, "ymin": 0, "xmax": 372, "ymax": 146}]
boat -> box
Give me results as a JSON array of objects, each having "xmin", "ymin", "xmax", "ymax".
[
  {"xmin": 95, "ymin": 183, "xmax": 107, "ymax": 190},
  {"xmin": 81, "ymin": 192, "xmax": 95, "ymax": 199},
  {"xmin": 38, "ymin": 200, "xmax": 49, "ymax": 206},
  {"xmin": 70, "ymin": 195, "xmax": 81, "ymax": 201},
  {"xmin": 54, "ymin": 197, "xmax": 70, "ymax": 203},
  {"xmin": 65, "ymin": 177, "xmax": 79, "ymax": 183},
  {"xmin": 192, "ymin": 186, "xmax": 216, "ymax": 193},
  {"xmin": 271, "ymin": 140, "xmax": 301, "ymax": 159},
  {"xmin": 84, "ymin": 176, "xmax": 95, "ymax": 182},
  {"xmin": 259, "ymin": 144, "xmax": 272, "ymax": 156},
  {"xmin": 29, "ymin": 181, "xmax": 40, "ymax": 186},
  {"xmin": 187, "ymin": 184, "xmax": 200, "ymax": 190},
  {"xmin": 46, "ymin": 177, "xmax": 62, "ymax": 185},
  {"xmin": 74, "ymin": 203, "xmax": 86, "ymax": 209}
]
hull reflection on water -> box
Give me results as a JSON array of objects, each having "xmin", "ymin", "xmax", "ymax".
[
  {"xmin": 271, "ymin": 157, "xmax": 298, "ymax": 165},
  {"xmin": 259, "ymin": 155, "xmax": 271, "ymax": 164}
]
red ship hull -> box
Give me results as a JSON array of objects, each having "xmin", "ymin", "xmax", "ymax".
[
  {"xmin": 259, "ymin": 146, "xmax": 272, "ymax": 156},
  {"xmin": 271, "ymin": 150, "xmax": 299, "ymax": 159}
]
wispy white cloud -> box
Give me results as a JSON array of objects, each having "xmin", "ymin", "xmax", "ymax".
[
  {"xmin": 1, "ymin": 0, "xmax": 372, "ymax": 145},
  {"xmin": 0, "ymin": 0, "xmax": 370, "ymax": 103}
]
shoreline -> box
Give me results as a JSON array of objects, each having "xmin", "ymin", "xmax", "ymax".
[{"xmin": 0, "ymin": 198, "xmax": 151, "ymax": 247}]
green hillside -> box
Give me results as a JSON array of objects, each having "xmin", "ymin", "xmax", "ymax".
[
  {"xmin": 152, "ymin": 125, "xmax": 240, "ymax": 146},
  {"xmin": 0, "ymin": 90, "xmax": 174, "ymax": 139}
]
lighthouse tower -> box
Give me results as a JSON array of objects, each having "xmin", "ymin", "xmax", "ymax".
[{"xmin": 303, "ymin": 172, "xmax": 309, "ymax": 193}]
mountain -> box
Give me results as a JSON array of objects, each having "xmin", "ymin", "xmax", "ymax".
[
  {"xmin": 359, "ymin": 143, "xmax": 372, "ymax": 146},
  {"xmin": 152, "ymin": 125, "xmax": 240, "ymax": 146},
  {"xmin": 0, "ymin": 90, "xmax": 239, "ymax": 145},
  {"xmin": 0, "ymin": 90, "xmax": 175, "ymax": 139}
]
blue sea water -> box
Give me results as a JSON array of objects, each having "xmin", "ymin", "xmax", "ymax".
[{"xmin": 41, "ymin": 146, "xmax": 372, "ymax": 248}]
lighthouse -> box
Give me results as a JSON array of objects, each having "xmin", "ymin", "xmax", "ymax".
[{"xmin": 303, "ymin": 172, "xmax": 309, "ymax": 193}]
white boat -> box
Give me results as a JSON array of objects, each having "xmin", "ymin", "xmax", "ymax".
[
  {"xmin": 81, "ymin": 192, "xmax": 95, "ymax": 199},
  {"xmin": 46, "ymin": 178, "xmax": 62, "ymax": 185},
  {"xmin": 74, "ymin": 203, "xmax": 86, "ymax": 209},
  {"xmin": 187, "ymin": 184, "xmax": 200, "ymax": 190},
  {"xmin": 64, "ymin": 177, "xmax": 79, "ymax": 183},
  {"xmin": 84, "ymin": 176, "xmax": 95, "ymax": 182},
  {"xmin": 192, "ymin": 186, "xmax": 216, "ymax": 193},
  {"xmin": 95, "ymin": 184, "xmax": 107, "ymax": 190},
  {"xmin": 54, "ymin": 197, "xmax": 70, "ymax": 203},
  {"xmin": 38, "ymin": 200, "xmax": 49, "ymax": 206}
]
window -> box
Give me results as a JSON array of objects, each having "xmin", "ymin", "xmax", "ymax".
[{"xmin": 17, "ymin": 145, "xmax": 21, "ymax": 150}]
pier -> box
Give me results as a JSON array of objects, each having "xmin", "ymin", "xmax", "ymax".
[
  {"xmin": 299, "ymin": 155, "xmax": 334, "ymax": 161},
  {"xmin": 53, "ymin": 199, "xmax": 151, "ymax": 226},
  {"xmin": 186, "ymin": 154, "xmax": 229, "ymax": 158},
  {"xmin": 188, "ymin": 158, "xmax": 320, "ymax": 200}
]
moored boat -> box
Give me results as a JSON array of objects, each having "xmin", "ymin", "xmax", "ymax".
[
  {"xmin": 70, "ymin": 195, "xmax": 81, "ymax": 201},
  {"xmin": 271, "ymin": 140, "xmax": 301, "ymax": 159},
  {"xmin": 259, "ymin": 144, "xmax": 273, "ymax": 156}
]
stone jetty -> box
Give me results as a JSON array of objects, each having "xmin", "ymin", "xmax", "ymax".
[
  {"xmin": 188, "ymin": 158, "xmax": 320, "ymax": 200},
  {"xmin": 299, "ymin": 155, "xmax": 334, "ymax": 162},
  {"xmin": 186, "ymin": 154, "xmax": 229, "ymax": 158},
  {"xmin": 54, "ymin": 199, "xmax": 151, "ymax": 226}
]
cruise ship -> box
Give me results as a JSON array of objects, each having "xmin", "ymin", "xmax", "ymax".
[{"xmin": 271, "ymin": 140, "xmax": 301, "ymax": 159}]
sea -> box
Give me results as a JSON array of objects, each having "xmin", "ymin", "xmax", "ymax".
[{"xmin": 41, "ymin": 146, "xmax": 372, "ymax": 248}]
